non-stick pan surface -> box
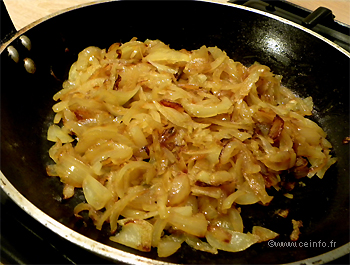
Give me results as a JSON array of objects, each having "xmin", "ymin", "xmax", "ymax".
[{"xmin": 1, "ymin": 1, "xmax": 349, "ymax": 264}]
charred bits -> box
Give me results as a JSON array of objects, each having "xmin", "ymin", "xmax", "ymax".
[
  {"xmin": 268, "ymin": 115, "xmax": 284, "ymax": 141},
  {"xmin": 160, "ymin": 127, "xmax": 176, "ymax": 149},
  {"xmin": 113, "ymin": 75, "xmax": 122, "ymax": 90},
  {"xmin": 174, "ymin": 66, "xmax": 185, "ymax": 81},
  {"xmin": 292, "ymin": 156, "xmax": 309, "ymax": 179},
  {"xmin": 342, "ymin": 136, "xmax": 350, "ymax": 144},
  {"xmin": 160, "ymin": 99, "xmax": 184, "ymax": 112}
]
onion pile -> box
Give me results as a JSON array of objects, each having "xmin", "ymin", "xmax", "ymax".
[{"xmin": 46, "ymin": 38, "xmax": 336, "ymax": 257}]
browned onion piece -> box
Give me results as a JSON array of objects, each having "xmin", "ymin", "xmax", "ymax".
[
  {"xmin": 292, "ymin": 156, "xmax": 310, "ymax": 179},
  {"xmin": 268, "ymin": 115, "xmax": 284, "ymax": 141},
  {"xmin": 160, "ymin": 99, "xmax": 184, "ymax": 112},
  {"xmin": 290, "ymin": 219, "xmax": 303, "ymax": 241}
]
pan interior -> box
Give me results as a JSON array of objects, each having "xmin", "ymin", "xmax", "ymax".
[{"xmin": 1, "ymin": 1, "xmax": 349, "ymax": 264}]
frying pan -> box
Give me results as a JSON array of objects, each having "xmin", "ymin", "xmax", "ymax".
[{"xmin": 1, "ymin": 0, "xmax": 349, "ymax": 264}]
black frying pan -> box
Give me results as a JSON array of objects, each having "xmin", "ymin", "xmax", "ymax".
[{"xmin": 1, "ymin": 1, "xmax": 349, "ymax": 264}]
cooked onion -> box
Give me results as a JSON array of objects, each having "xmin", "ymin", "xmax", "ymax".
[
  {"xmin": 157, "ymin": 235, "xmax": 184, "ymax": 257},
  {"xmin": 82, "ymin": 175, "xmax": 112, "ymax": 210},
  {"xmin": 46, "ymin": 38, "xmax": 336, "ymax": 257},
  {"xmin": 109, "ymin": 219, "xmax": 153, "ymax": 252},
  {"xmin": 252, "ymin": 226, "xmax": 279, "ymax": 242},
  {"xmin": 206, "ymin": 226, "xmax": 259, "ymax": 252}
]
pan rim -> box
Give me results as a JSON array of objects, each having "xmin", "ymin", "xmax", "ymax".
[{"xmin": 0, "ymin": 0, "xmax": 349, "ymax": 264}]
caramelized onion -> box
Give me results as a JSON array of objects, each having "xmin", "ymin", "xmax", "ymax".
[
  {"xmin": 268, "ymin": 115, "xmax": 284, "ymax": 141},
  {"xmin": 46, "ymin": 38, "xmax": 336, "ymax": 257},
  {"xmin": 252, "ymin": 226, "xmax": 279, "ymax": 242},
  {"xmin": 206, "ymin": 226, "xmax": 259, "ymax": 252},
  {"xmin": 110, "ymin": 219, "xmax": 153, "ymax": 252}
]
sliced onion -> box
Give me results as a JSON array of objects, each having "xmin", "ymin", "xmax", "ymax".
[
  {"xmin": 84, "ymin": 141, "xmax": 133, "ymax": 166},
  {"xmin": 198, "ymin": 196, "xmax": 219, "ymax": 220},
  {"xmin": 63, "ymin": 184, "xmax": 75, "ymax": 199},
  {"xmin": 113, "ymin": 161, "xmax": 156, "ymax": 197},
  {"xmin": 128, "ymin": 124, "xmax": 148, "ymax": 147},
  {"xmin": 181, "ymin": 97, "xmax": 232, "ymax": 118},
  {"xmin": 94, "ymin": 85, "xmax": 140, "ymax": 106},
  {"xmin": 109, "ymin": 186, "xmax": 147, "ymax": 233},
  {"xmin": 110, "ymin": 219, "xmax": 153, "ymax": 252},
  {"xmin": 191, "ymin": 186, "xmax": 223, "ymax": 200},
  {"xmin": 82, "ymin": 175, "xmax": 112, "ymax": 210},
  {"xmin": 222, "ymin": 190, "xmax": 246, "ymax": 210},
  {"xmin": 52, "ymin": 100, "xmax": 69, "ymax": 112},
  {"xmin": 206, "ymin": 226, "xmax": 259, "ymax": 252},
  {"xmin": 145, "ymin": 48, "xmax": 190, "ymax": 63},
  {"xmin": 148, "ymin": 61, "xmax": 178, "ymax": 74},
  {"xmin": 252, "ymin": 226, "xmax": 279, "ymax": 242},
  {"xmin": 153, "ymin": 100, "xmax": 209, "ymax": 129},
  {"xmin": 120, "ymin": 206, "xmax": 158, "ymax": 220},
  {"xmin": 55, "ymin": 154, "xmax": 93, "ymax": 187},
  {"xmin": 157, "ymin": 235, "xmax": 184, "ymax": 257},
  {"xmin": 47, "ymin": 124, "xmax": 73, "ymax": 143},
  {"xmin": 168, "ymin": 173, "xmax": 191, "ymax": 206},
  {"xmin": 220, "ymin": 140, "xmax": 241, "ymax": 164},
  {"xmin": 168, "ymin": 211, "xmax": 208, "ymax": 237},
  {"xmin": 152, "ymin": 217, "xmax": 168, "ymax": 247},
  {"xmin": 170, "ymin": 206, "xmax": 193, "ymax": 217},
  {"xmin": 235, "ymin": 191, "xmax": 260, "ymax": 205},
  {"xmin": 75, "ymin": 127, "xmax": 136, "ymax": 154},
  {"xmin": 184, "ymin": 234, "xmax": 218, "ymax": 254},
  {"xmin": 228, "ymin": 208, "xmax": 244, "ymax": 233}
]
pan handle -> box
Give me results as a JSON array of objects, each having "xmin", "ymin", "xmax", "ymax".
[
  {"xmin": 0, "ymin": 0, "xmax": 36, "ymax": 73},
  {"xmin": 0, "ymin": 0, "xmax": 17, "ymax": 44},
  {"xmin": 302, "ymin": 7, "xmax": 334, "ymax": 28}
]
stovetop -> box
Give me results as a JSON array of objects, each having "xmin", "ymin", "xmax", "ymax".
[{"xmin": 1, "ymin": 1, "xmax": 349, "ymax": 264}]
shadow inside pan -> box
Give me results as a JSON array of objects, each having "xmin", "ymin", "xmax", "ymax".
[{"xmin": 1, "ymin": 1, "xmax": 349, "ymax": 264}]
